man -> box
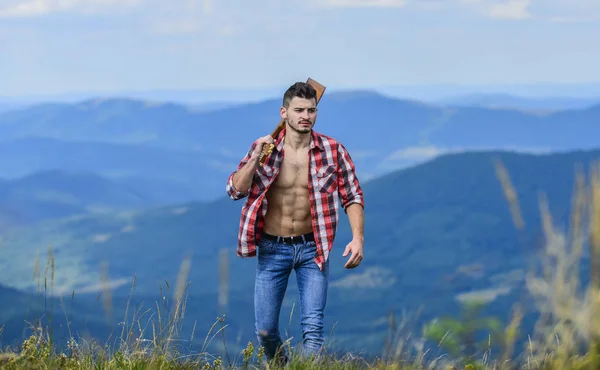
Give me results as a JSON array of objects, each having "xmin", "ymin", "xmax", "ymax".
[{"xmin": 225, "ymin": 81, "xmax": 365, "ymax": 362}]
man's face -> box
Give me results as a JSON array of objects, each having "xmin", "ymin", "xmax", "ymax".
[{"xmin": 281, "ymin": 96, "xmax": 317, "ymax": 134}]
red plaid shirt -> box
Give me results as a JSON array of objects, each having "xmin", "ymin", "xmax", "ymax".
[{"xmin": 226, "ymin": 128, "xmax": 364, "ymax": 270}]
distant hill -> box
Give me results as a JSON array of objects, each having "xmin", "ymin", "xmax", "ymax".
[
  {"xmin": 0, "ymin": 92, "xmax": 598, "ymax": 202},
  {"xmin": 1, "ymin": 148, "xmax": 599, "ymax": 355},
  {"xmin": 0, "ymin": 137, "xmax": 224, "ymax": 203},
  {"xmin": 2, "ymin": 92, "xmax": 598, "ymax": 153},
  {"xmin": 0, "ymin": 170, "xmax": 158, "ymax": 227},
  {"xmin": 438, "ymin": 93, "xmax": 600, "ymax": 112}
]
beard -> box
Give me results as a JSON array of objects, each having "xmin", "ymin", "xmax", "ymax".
[{"xmin": 287, "ymin": 119, "xmax": 313, "ymax": 134}]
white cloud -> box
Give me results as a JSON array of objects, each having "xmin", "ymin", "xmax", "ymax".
[
  {"xmin": 154, "ymin": 19, "xmax": 202, "ymax": 35},
  {"xmin": 459, "ymin": 0, "xmax": 600, "ymax": 21},
  {"xmin": 322, "ymin": 0, "xmax": 407, "ymax": 7},
  {"xmin": 530, "ymin": 0, "xmax": 600, "ymax": 22},
  {"xmin": 488, "ymin": 0, "xmax": 531, "ymax": 19},
  {"xmin": 0, "ymin": 0, "xmax": 46, "ymax": 17},
  {"xmin": 0, "ymin": 0, "xmax": 142, "ymax": 17},
  {"xmin": 149, "ymin": 0, "xmax": 224, "ymax": 36},
  {"xmin": 455, "ymin": 0, "xmax": 531, "ymax": 19},
  {"xmin": 202, "ymin": 0, "xmax": 213, "ymax": 15}
]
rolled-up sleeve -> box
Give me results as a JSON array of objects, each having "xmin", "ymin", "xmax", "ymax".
[
  {"xmin": 336, "ymin": 143, "xmax": 364, "ymax": 212},
  {"xmin": 226, "ymin": 142, "xmax": 257, "ymax": 200}
]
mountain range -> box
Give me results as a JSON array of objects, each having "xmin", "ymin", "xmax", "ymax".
[
  {"xmin": 0, "ymin": 91, "xmax": 599, "ymax": 203},
  {"xmin": 438, "ymin": 93, "xmax": 600, "ymax": 112},
  {"xmin": 0, "ymin": 169, "xmax": 157, "ymax": 230},
  {"xmin": 0, "ymin": 91, "xmax": 599, "ymax": 359}
]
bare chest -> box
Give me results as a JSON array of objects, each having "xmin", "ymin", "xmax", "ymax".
[{"xmin": 272, "ymin": 150, "xmax": 310, "ymax": 190}]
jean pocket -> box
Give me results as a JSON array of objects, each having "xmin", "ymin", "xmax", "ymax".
[{"xmin": 257, "ymin": 238, "xmax": 277, "ymax": 254}]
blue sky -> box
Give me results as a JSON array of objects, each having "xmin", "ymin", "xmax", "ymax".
[{"xmin": 1, "ymin": 0, "xmax": 600, "ymax": 98}]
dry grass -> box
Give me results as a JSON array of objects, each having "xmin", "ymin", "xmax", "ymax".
[
  {"xmin": 2, "ymin": 158, "xmax": 600, "ymax": 369},
  {"xmin": 491, "ymin": 158, "xmax": 600, "ymax": 370}
]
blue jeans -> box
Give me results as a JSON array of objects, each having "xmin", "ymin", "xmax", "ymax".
[{"xmin": 254, "ymin": 233, "xmax": 329, "ymax": 361}]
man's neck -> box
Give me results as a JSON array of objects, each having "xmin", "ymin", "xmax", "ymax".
[{"xmin": 284, "ymin": 128, "xmax": 311, "ymax": 151}]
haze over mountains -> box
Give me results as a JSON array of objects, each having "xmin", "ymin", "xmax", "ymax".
[
  {"xmin": 5, "ymin": 82, "xmax": 600, "ymax": 106},
  {"xmin": 0, "ymin": 88, "xmax": 598, "ymax": 358},
  {"xmin": 0, "ymin": 90, "xmax": 599, "ymax": 201},
  {"xmin": 439, "ymin": 93, "xmax": 600, "ymax": 112}
]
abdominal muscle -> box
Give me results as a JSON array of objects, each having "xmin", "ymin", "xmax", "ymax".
[{"xmin": 262, "ymin": 160, "xmax": 313, "ymax": 236}]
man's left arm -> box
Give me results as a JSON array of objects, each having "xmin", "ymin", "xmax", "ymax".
[{"xmin": 337, "ymin": 143, "xmax": 365, "ymax": 269}]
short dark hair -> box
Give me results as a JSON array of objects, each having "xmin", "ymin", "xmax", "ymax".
[{"xmin": 282, "ymin": 82, "xmax": 317, "ymax": 107}]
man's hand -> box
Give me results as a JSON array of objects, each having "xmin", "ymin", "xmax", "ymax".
[
  {"xmin": 342, "ymin": 238, "xmax": 363, "ymax": 269},
  {"xmin": 231, "ymin": 135, "xmax": 274, "ymax": 195},
  {"xmin": 251, "ymin": 135, "xmax": 274, "ymax": 159}
]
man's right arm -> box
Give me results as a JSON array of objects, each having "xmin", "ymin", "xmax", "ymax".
[{"xmin": 226, "ymin": 135, "xmax": 273, "ymax": 200}]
